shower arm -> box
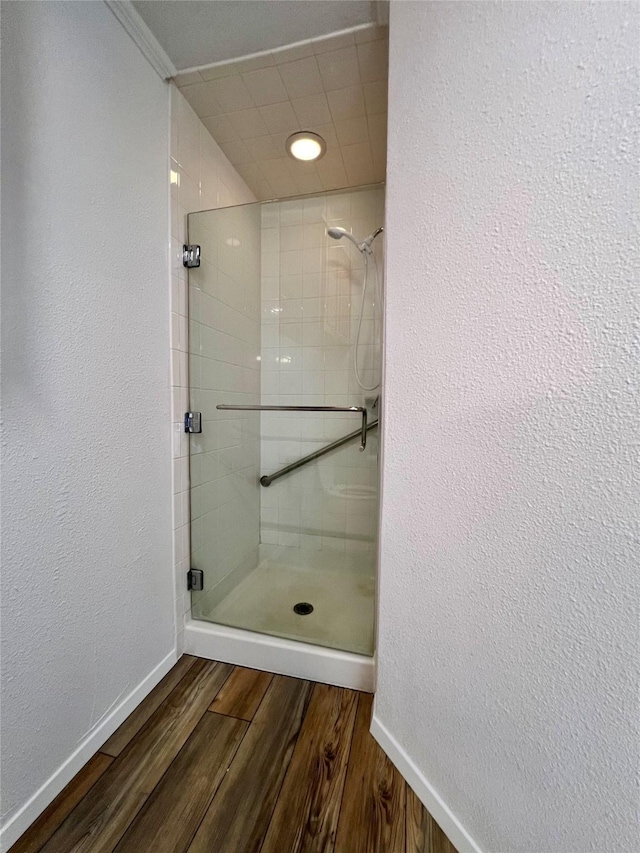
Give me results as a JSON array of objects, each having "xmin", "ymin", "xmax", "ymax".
[{"xmin": 216, "ymin": 404, "xmax": 368, "ymax": 451}]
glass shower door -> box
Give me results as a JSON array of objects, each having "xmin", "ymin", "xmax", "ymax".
[
  {"xmin": 187, "ymin": 201, "xmax": 262, "ymax": 626},
  {"xmin": 187, "ymin": 186, "xmax": 383, "ymax": 656}
]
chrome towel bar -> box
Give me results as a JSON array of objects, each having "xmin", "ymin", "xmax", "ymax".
[
  {"xmin": 260, "ymin": 420, "xmax": 379, "ymax": 487},
  {"xmin": 216, "ymin": 404, "xmax": 368, "ymax": 450}
]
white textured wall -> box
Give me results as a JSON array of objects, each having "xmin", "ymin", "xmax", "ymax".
[
  {"xmin": 169, "ymin": 84, "xmax": 256, "ymax": 647},
  {"xmin": 1, "ymin": 0, "xmax": 174, "ymax": 843},
  {"xmin": 377, "ymin": 3, "xmax": 639, "ymax": 852}
]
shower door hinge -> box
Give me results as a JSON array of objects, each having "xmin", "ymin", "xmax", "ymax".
[
  {"xmin": 187, "ymin": 569, "xmax": 204, "ymax": 592},
  {"xmin": 183, "ymin": 244, "xmax": 201, "ymax": 268},
  {"xmin": 184, "ymin": 412, "xmax": 202, "ymax": 433}
]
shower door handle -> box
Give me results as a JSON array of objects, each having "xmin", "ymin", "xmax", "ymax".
[{"xmin": 216, "ymin": 404, "xmax": 368, "ymax": 451}]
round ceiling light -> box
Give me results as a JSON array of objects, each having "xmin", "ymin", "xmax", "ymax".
[{"xmin": 286, "ymin": 131, "xmax": 326, "ymax": 162}]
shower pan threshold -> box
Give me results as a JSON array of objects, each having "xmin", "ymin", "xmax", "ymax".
[{"xmin": 184, "ymin": 618, "xmax": 374, "ymax": 692}]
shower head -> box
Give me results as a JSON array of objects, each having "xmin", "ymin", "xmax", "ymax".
[
  {"xmin": 327, "ymin": 226, "xmax": 360, "ymax": 249},
  {"xmin": 327, "ymin": 226, "xmax": 346, "ymax": 239},
  {"xmin": 327, "ymin": 225, "xmax": 383, "ymax": 254}
]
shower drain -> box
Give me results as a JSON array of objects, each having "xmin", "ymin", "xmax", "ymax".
[{"xmin": 293, "ymin": 602, "xmax": 314, "ymax": 616}]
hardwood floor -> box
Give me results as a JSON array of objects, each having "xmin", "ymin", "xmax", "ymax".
[{"xmin": 10, "ymin": 656, "xmax": 458, "ymax": 853}]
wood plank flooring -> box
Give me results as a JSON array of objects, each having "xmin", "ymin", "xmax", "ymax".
[
  {"xmin": 10, "ymin": 655, "xmax": 458, "ymax": 853},
  {"xmin": 335, "ymin": 694, "xmax": 406, "ymax": 853}
]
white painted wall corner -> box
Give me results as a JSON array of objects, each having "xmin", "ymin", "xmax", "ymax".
[{"xmin": 0, "ymin": 649, "xmax": 177, "ymax": 853}]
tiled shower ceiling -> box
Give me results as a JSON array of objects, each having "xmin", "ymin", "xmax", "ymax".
[{"xmin": 174, "ymin": 26, "xmax": 388, "ymax": 201}]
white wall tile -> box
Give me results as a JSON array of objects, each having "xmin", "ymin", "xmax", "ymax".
[
  {"xmin": 259, "ymin": 187, "xmax": 383, "ymax": 553},
  {"xmin": 357, "ymin": 38, "xmax": 389, "ymax": 82},
  {"xmin": 170, "ymin": 84, "xmax": 258, "ymax": 628},
  {"xmin": 227, "ymin": 107, "xmax": 270, "ymax": 138},
  {"xmin": 277, "ymin": 57, "xmax": 324, "ymax": 99},
  {"xmin": 316, "ymin": 46, "xmax": 361, "ymax": 91},
  {"xmin": 327, "ymin": 86, "xmax": 367, "ymax": 122},
  {"xmin": 291, "ymin": 93, "xmax": 332, "ymax": 126},
  {"xmin": 241, "ymin": 67, "xmax": 288, "ymax": 106}
]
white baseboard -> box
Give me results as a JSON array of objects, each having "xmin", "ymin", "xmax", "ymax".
[
  {"xmin": 370, "ymin": 714, "xmax": 483, "ymax": 853},
  {"xmin": 185, "ymin": 619, "xmax": 374, "ymax": 692},
  {"xmin": 0, "ymin": 648, "xmax": 178, "ymax": 853}
]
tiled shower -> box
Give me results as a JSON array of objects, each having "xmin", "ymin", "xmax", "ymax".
[
  {"xmin": 259, "ymin": 188, "xmax": 383, "ymax": 554},
  {"xmin": 185, "ymin": 185, "xmax": 383, "ymax": 657},
  {"xmin": 169, "ymin": 60, "xmax": 385, "ymax": 667},
  {"xmin": 169, "ymin": 84, "xmax": 258, "ymax": 652}
]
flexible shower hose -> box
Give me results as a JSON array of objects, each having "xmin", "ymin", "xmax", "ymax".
[{"xmin": 354, "ymin": 251, "xmax": 381, "ymax": 392}]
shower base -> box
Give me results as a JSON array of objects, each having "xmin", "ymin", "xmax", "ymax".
[
  {"xmin": 184, "ymin": 620, "xmax": 374, "ymax": 692},
  {"xmin": 211, "ymin": 546, "xmax": 374, "ymax": 655},
  {"xmin": 185, "ymin": 545, "xmax": 375, "ymax": 691}
]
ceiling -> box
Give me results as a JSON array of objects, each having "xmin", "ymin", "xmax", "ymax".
[
  {"xmin": 173, "ymin": 25, "xmax": 388, "ymax": 200},
  {"xmin": 133, "ymin": 0, "xmax": 380, "ymax": 70}
]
